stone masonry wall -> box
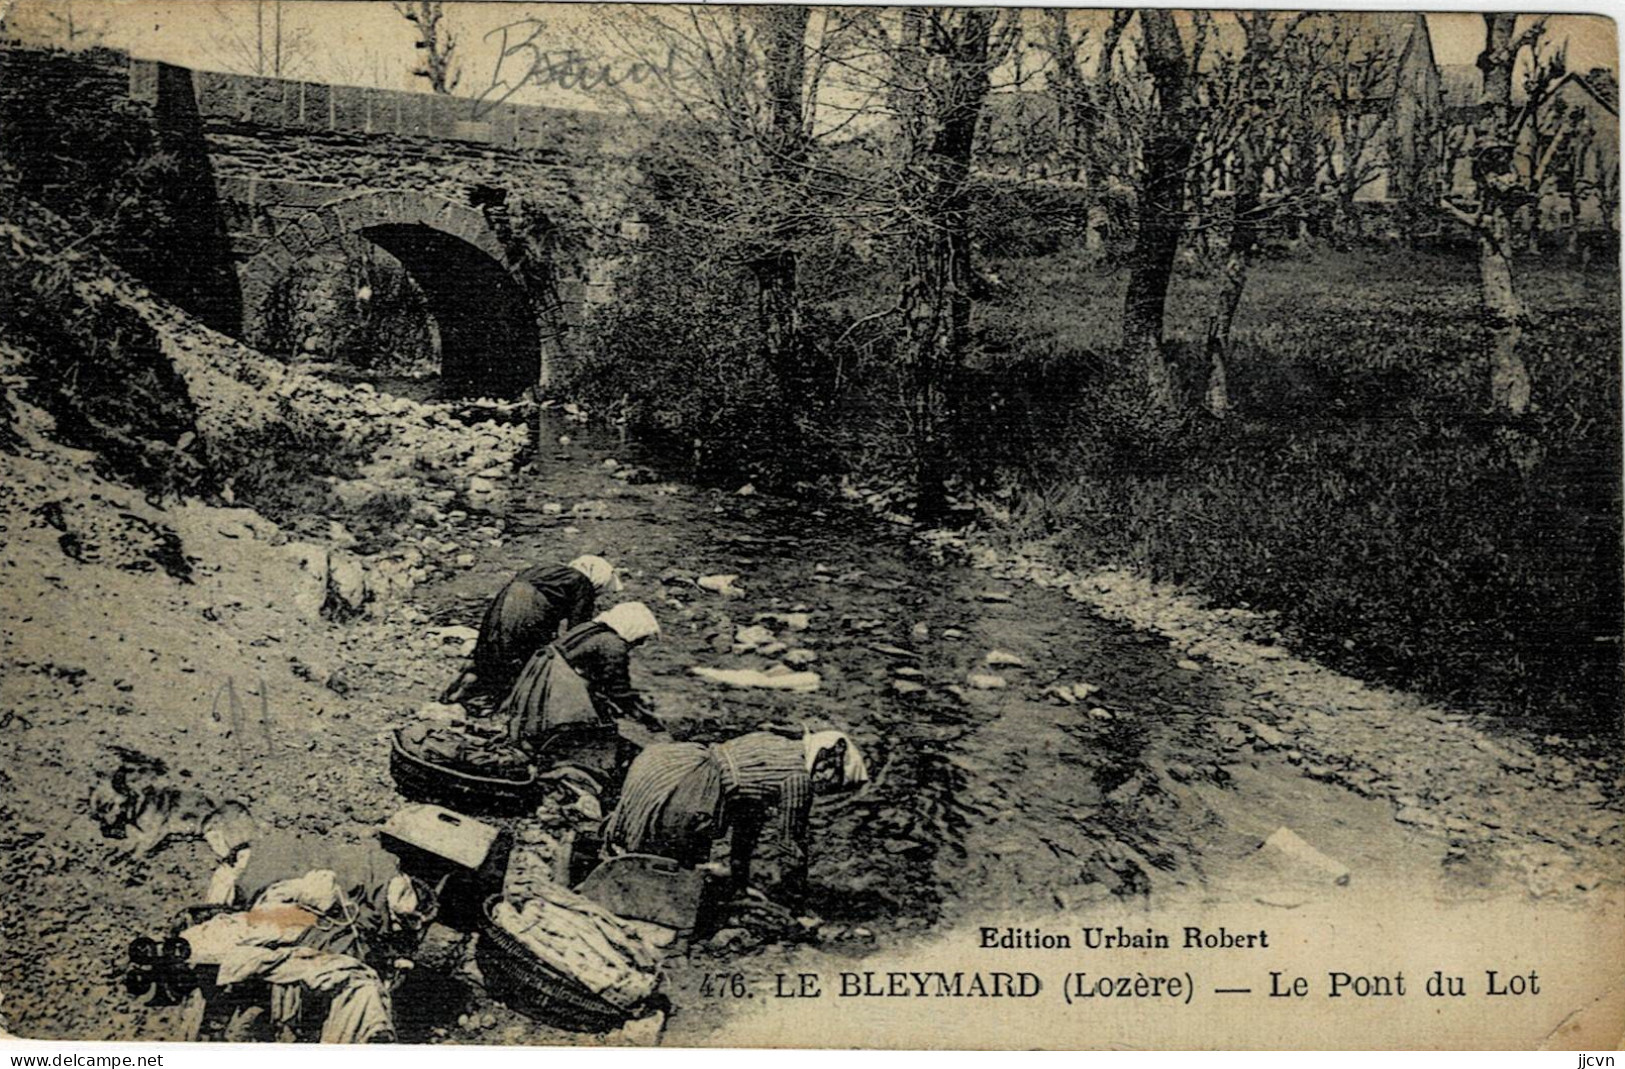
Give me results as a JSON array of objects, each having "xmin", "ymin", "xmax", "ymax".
[{"xmin": 126, "ymin": 59, "xmax": 639, "ymax": 333}]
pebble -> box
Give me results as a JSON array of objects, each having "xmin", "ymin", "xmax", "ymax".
[
  {"xmin": 967, "ymin": 673, "xmax": 1006, "ymax": 690},
  {"xmin": 734, "ymin": 624, "xmax": 774, "ymax": 649},
  {"xmin": 755, "ymin": 612, "xmax": 811, "ymax": 632},
  {"xmin": 698, "ymin": 574, "xmax": 745, "ymax": 598},
  {"xmin": 1246, "ymin": 721, "xmax": 1286, "ymax": 749},
  {"xmin": 1259, "ymin": 826, "xmax": 1351, "ymax": 885},
  {"xmin": 1395, "ymin": 804, "xmax": 1439, "ymax": 829},
  {"xmin": 1176, "ymin": 659, "xmax": 1202, "ymax": 672},
  {"xmin": 983, "ymin": 649, "xmax": 1026, "ymax": 668}
]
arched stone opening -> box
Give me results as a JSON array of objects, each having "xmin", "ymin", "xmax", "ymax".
[
  {"xmin": 238, "ymin": 191, "xmax": 558, "ymax": 398},
  {"xmin": 359, "ymin": 223, "xmax": 538, "ymax": 397}
]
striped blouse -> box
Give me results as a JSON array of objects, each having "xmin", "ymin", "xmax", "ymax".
[{"xmin": 713, "ymin": 732, "xmax": 813, "ymax": 858}]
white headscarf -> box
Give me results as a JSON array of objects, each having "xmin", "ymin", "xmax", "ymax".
[
  {"xmin": 570, "ymin": 555, "xmax": 623, "ymax": 594},
  {"xmin": 803, "ymin": 729, "xmax": 869, "ymax": 790},
  {"xmin": 596, "ymin": 602, "xmax": 661, "ymax": 644}
]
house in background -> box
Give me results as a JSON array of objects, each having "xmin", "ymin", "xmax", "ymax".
[
  {"xmin": 1438, "ymin": 62, "xmax": 1620, "ymax": 233},
  {"xmin": 1326, "ymin": 12, "xmax": 1443, "ymax": 207},
  {"xmin": 1277, "ymin": 12, "xmax": 1618, "ymax": 235}
]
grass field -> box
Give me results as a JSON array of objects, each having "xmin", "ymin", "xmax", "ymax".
[{"xmin": 978, "ymin": 244, "xmax": 1622, "ymax": 731}]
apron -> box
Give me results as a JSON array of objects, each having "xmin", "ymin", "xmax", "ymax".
[{"xmin": 500, "ymin": 646, "xmax": 600, "ymax": 751}]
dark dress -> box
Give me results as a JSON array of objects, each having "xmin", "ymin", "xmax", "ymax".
[
  {"xmin": 499, "ymin": 620, "xmax": 638, "ymax": 752},
  {"xmin": 552, "ymin": 620, "xmax": 639, "ymax": 713},
  {"xmin": 469, "ymin": 565, "xmax": 597, "ymax": 700}
]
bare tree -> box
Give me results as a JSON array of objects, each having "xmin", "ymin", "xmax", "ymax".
[
  {"xmin": 327, "ymin": 47, "xmax": 389, "ymax": 90},
  {"xmin": 754, "ymin": 6, "xmax": 813, "ymax": 387},
  {"xmin": 1308, "ymin": 16, "xmax": 1401, "ymax": 238},
  {"xmin": 210, "ymin": 0, "xmax": 311, "ymax": 79},
  {"xmin": 1519, "ymin": 45, "xmax": 1598, "ymax": 256},
  {"xmin": 395, "ymin": 1, "xmax": 460, "ymax": 95},
  {"xmin": 1199, "ymin": 13, "xmax": 1273, "ymax": 417},
  {"xmin": 1119, "ymin": 9, "xmax": 1201, "ymax": 411},
  {"xmin": 1032, "ymin": 11, "xmax": 1101, "ymax": 186},
  {"xmin": 877, "ymin": 8, "xmax": 1018, "ymax": 517},
  {"xmin": 1439, "ymin": 15, "xmax": 1554, "ymax": 416},
  {"xmin": 1187, "ymin": 12, "xmax": 1336, "ymax": 416},
  {"xmin": 590, "ymin": 5, "xmax": 861, "ymax": 404}
]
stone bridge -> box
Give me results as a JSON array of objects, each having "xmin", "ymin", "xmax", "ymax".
[{"xmin": 126, "ymin": 58, "xmax": 640, "ymax": 396}]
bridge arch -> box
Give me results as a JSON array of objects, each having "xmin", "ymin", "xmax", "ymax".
[{"xmin": 237, "ymin": 190, "xmax": 559, "ymax": 397}]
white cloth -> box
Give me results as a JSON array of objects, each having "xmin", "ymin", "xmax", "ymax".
[
  {"xmin": 216, "ymin": 945, "xmax": 394, "ymax": 1043},
  {"xmin": 179, "ymin": 910, "xmax": 313, "ymax": 964},
  {"xmin": 690, "ymin": 666, "xmax": 819, "ymax": 693},
  {"xmin": 596, "ymin": 602, "xmax": 660, "ymax": 644},
  {"xmin": 257, "ymin": 870, "xmax": 344, "ymax": 914},
  {"xmin": 385, "ymin": 875, "xmax": 418, "ymax": 919},
  {"xmin": 803, "ymin": 729, "xmax": 869, "ymax": 789},
  {"xmin": 570, "ymin": 555, "xmax": 622, "ymax": 594},
  {"xmin": 206, "ymin": 847, "xmax": 254, "ymax": 906},
  {"xmin": 492, "ymin": 884, "xmax": 662, "ymax": 1010}
]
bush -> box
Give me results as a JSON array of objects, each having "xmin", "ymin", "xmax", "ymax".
[
  {"xmin": 0, "ymin": 215, "xmax": 213, "ymax": 500},
  {"xmin": 207, "ymin": 397, "xmax": 367, "ymax": 538},
  {"xmin": 345, "ymin": 490, "xmax": 415, "ymax": 554},
  {"xmin": 558, "ymin": 167, "xmax": 1620, "ymax": 732},
  {"xmin": 564, "ymin": 236, "xmax": 804, "ymax": 488}
]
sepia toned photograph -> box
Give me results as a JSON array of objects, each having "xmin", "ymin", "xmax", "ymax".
[{"xmin": 0, "ymin": 0, "xmax": 1619, "ymax": 1050}]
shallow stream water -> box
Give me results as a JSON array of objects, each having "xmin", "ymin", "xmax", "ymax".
[{"xmin": 408, "ymin": 410, "xmax": 1234, "ymax": 934}]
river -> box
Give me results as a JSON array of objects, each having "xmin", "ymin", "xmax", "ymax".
[{"xmin": 378, "ymin": 404, "xmax": 1301, "ymax": 1042}]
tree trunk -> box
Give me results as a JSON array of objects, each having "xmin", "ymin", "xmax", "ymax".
[
  {"xmin": 1203, "ymin": 13, "xmax": 1279, "ymax": 419},
  {"xmin": 1122, "ymin": 10, "xmax": 1194, "ymax": 412},
  {"xmin": 755, "ymin": 250, "xmax": 799, "ymax": 372},
  {"xmin": 1567, "ymin": 186, "xmax": 1581, "ymax": 259},
  {"xmin": 895, "ymin": 9, "xmax": 1000, "ymax": 521},
  {"xmin": 1123, "ymin": 167, "xmax": 1182, "ymax": 410},
  {"xmin": 1474, "ymin": 13, "xmax": 1532, "ymax": 416},
  {"xmin": 1085, "ymin": 201, "xmax": 1108, "ymax": 257},
  {"xmin": 900, "ymin": 232, "xmax": 957, "ymax": 522},
  {"xmin": 755, "ymin": 6, "xmax": 810, "ymax": 392},
  {"xmin": 1044, "ymin": 12, "xmax": 1086, "ymax": 184},
  {"xmin": 1480, "ymin": 212, "xmax": 1530, "ymax": 413},
  {"xmin": 1205, "ymin": 143, "xmax": 1263, "ymax": 419}
]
